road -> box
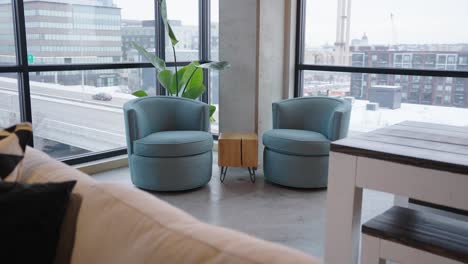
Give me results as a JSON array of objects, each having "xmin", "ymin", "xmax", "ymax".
[
  {"xmin": 0, "ymin": 77, "xmax": 131, "ymax": 108},
  {"xmin": 0, "ymin": 77, "xmax": 128, "ymax": 152},
  {"xmin": 0, "ymin": 76, "xmax": 222, "ymax": 157}
]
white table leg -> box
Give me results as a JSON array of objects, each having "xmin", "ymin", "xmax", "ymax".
[
  {"xmin": 361, "ymin": 234, "xmax": 385, "ymax": 264},
  {"xmin": 394, "ymin": 195, "xmax": 409, "ymax": 207},
  {"xmin": 325, "ymin": 152, "xmax": 363, "ymax": 264}
]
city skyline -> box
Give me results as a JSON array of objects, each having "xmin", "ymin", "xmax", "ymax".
[
  {"xmin": 113, "ymin": 0, "xmax": 219, "ymax": 25},
  {"xmin": 306, "ymin": 0, "xmax": 468, "ymax": 47}
]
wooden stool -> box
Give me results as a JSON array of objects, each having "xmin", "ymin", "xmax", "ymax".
[
  {"xmin": 218, "ymin": 133, "xmax": 258, "ymax": 183},
  {"xmin": 361, "ymin": 206, "xmax": 468, "ymax": 264}
]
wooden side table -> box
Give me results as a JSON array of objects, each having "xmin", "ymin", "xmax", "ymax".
[{"xmin": 218, "ymin": 133, "xmax": 258, "ymax": 183}]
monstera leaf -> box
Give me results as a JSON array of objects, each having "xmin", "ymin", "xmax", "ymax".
[
  {"xmin": 159, "ymin": 0, "xmax": 178, "ymax": 46},
  {"xmin": 180, "ymin": 63, "xmax": 202, "ymax": 91},
  {"xmin": 131, "ymin": 0, "xmax": 230, "ymax": 122},
  {"xmin": 158, "ymin": 70, "xmax": 173, "ymax": 95},
  {"xmin": 182, "ymin": 84, "xmax": 206, "ymax": 100},
  {"xmin": 182, "ymin": 63, "xmax": 201, "ymax": 85},
  {"xmin": 175, "ymin": 62, "xmax": 203, "ymax": 99},
  {"xmin": 197, "ymin": 61, "xmax": 231, "ymax": 71},
  {"xmin": 209, "ymin": 104, "xmax": 217, "ymax": 121},
  {"xmin": 132, "ymin": 42, "xmax": 165, "ymax": 71},
  {"xmin": 132, "ymin": 90, "xmax": 148, "ymax": 97},
  {"xmin": 170, "ymin": 66, "xmax": 187, "ymax": 95}
]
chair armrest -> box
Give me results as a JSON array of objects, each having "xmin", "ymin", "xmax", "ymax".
[
  {"xmin": 328, "ymin": 103, "xmax": 352, "ymax": 141},
  {"xmin": 123, "ymin": 107, "xmax": 138, "ymax": 154},
  {"xmin": 201, "ymin": 103, "xmax": 210, "ymax": 132},
  {"xmin": 175, "ymin": 100, "xmax": 210, "ymax": 132},
  {"xmin": 272, "ymin": 102, "xmax": 280, "ymax": 129},
  {"xmin": 272, "ymin": 97, "xmax": 351, "ymax": 141},
  {"xmin": 272, "ymin": 101, "xmax": 304, "ymax": 129}
]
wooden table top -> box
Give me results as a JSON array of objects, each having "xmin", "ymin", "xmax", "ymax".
[
  {"xmin": 331, "ymin": 121, "xmax": 468, "ymax": 175},
  {"xmin": 219, "ymin": 133, "xmax": 258, "ymax": 140}
]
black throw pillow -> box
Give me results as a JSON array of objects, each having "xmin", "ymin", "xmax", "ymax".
[{"xmin": 0, "ymin": 180, "xmax": 77, "ymax": 264}]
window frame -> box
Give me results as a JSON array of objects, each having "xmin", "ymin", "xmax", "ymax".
[
  {"xmin": 294, "ymin": 0, "xmax": 468, "ymax": 99},
  {"xmin": 1, "ymin": 0, "xmax": 215, "ymax": 165}
]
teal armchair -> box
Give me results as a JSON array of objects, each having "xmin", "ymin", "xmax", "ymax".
[
  {"xmin": 263, "ymin": 97, "xmax": 351, "ymax": 188},
  {"xmin": 124, "ymin": 96, "xmax": 213, "ymax": 191}
]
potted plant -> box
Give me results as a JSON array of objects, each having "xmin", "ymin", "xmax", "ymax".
[{"xmin": 131, "ymin": 0, "xmax": 230, "ymax": 122}]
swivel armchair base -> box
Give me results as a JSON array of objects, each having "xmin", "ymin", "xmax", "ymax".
[
  {"xmin": 129, "ymin": 151, "xmax": 213, "ymax": 192},
  {"xmin": 263, "ymin": 149, "xmax": 329, "ymax": 188}
]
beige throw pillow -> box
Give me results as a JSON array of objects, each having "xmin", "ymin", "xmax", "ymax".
[{"xmin": 0, "ymin": 123, "xmax": 33, "ymax": 181}]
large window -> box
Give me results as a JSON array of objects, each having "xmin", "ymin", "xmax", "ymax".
[
  {"xmin": 1, "ymin": 0, "xmax": 216, "ymax": 164},
  {"xmin": 296, "ymin": 0, "xmax": 468, "ymax": 133}
]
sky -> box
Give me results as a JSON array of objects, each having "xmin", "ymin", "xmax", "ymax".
[
  {"xmin": 306, "ymin": 0, "xmax": 468, "ymax": 47},
  {"xmin": 111, "ymin": 0, "xmax": 466, "ymax": 46},
  {"xmin": 112, "ymin": 0, "xmax": 218, "ymax": 24}
]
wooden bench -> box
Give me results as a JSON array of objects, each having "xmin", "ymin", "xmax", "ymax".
[{"xmin": 361, "ymin": 206, "xmax": 468, "ymax": 264}]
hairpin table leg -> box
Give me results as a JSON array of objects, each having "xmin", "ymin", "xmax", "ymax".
[
  {"xmin": 248, "ymin": 167, "xmax": 256, "ymax": 183},
  {"xmin": 220, "ymin": 166, "xmax": 228, "ymax": 183}
]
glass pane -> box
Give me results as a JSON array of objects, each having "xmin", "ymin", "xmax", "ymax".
[
  {"xmin": 0, "ymin": 73, "xmax": 20, "ymax": 127},
  {"xmin": 29, "ymin": 68, "xmax": 156, "ymax": 159},
  {"xmin": 302, "ymin": 71, "xmax": 468, "ymax": 133},
  {"xmin": 304, "ymin": 0, "xmax": 468, "ymax": 71},
  {"xmin": 0, "ymin": 0, "xmax": 16, "ymax": 65},
  {"xmin": 210, "ymin": 71, "xmax": 219, "ymax": 134},
  {"xmin": 165, "ymin": 0, "xmax": 199, "ymax": 62},
  {"xmin": 24, "ymin": 0, "xmax": 155, "ymax": 64}
]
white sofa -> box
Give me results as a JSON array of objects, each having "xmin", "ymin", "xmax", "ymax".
[{"xmin": 21, "ymin": 147, "xmax": 321, "ymax": 264}]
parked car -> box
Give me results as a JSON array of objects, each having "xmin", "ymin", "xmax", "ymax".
[{"xmin": 92, "ymin": 92, "xmax": 112, "ymax": 101}]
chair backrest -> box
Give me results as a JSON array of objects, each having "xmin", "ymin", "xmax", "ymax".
[
  {"xmin": 272, "ymin": 97, "xmax": 351, "ymax": 140},
  {"xmin": 124, "ymin": 96, "xmax": 210, "ymax": 152}
]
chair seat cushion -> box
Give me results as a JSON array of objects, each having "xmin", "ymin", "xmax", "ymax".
[
  {"xmin": 263, "ymin": 129, "xmax": 330, "ymax": 156},
  {"xmin": 134, "ymin": 131, "xmax": 213, "ymax": 158}
]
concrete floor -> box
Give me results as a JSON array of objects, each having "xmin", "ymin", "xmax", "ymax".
[{"xmin": 92, "ymin": 154, "xmax": 394, "ymax": 259}]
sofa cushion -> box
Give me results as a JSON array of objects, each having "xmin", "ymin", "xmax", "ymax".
[
  {"xmin": 21, "ymin": 147, "xmax": 96, "ymax": 192},
  {"xmin": 263, "ymin": 129, "xmax": 330, "ymax": 156},
  {"xmin": 133, "ymin": 131, "xmax": 213, "ymax": 157},
  {"xmin": 21, "ymin": 148, "xmax": 320, "ymax": 264},
  {"xmin": 70, "ymin": 183, "xmax": 319, "ymax": 264}
]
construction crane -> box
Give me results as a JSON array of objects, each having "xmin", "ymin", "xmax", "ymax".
[
  {"xmin": 334, "ymin": 0, "xmax": 352, "ymax": 65},
  {"xmin": 390, "ymin": 13, "xmax": 398, "ymax": 47}
]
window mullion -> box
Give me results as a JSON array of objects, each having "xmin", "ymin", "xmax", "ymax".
[
  {"xmin": 12, "ymin": 0, "xmax": 33, "ymax": 145},
  {"xmin": 294, "ymin": 0, "xmax": 306, "ymax": 97},
  {"xmin": 200, "ymin": 0, "xmax": 210, "ymax": 104},
  {"xmin": 155, "ymin": 0, "xmax": 166, "ymax": 96}
]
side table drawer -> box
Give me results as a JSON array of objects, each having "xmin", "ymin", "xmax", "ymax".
[
  {"xmin": 242, "ymin": 136, "xmax": 258, "ymax": 167},
  {"xmin": 218, "ymin": 138, "xmax": 242, "ymax": 167}
]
